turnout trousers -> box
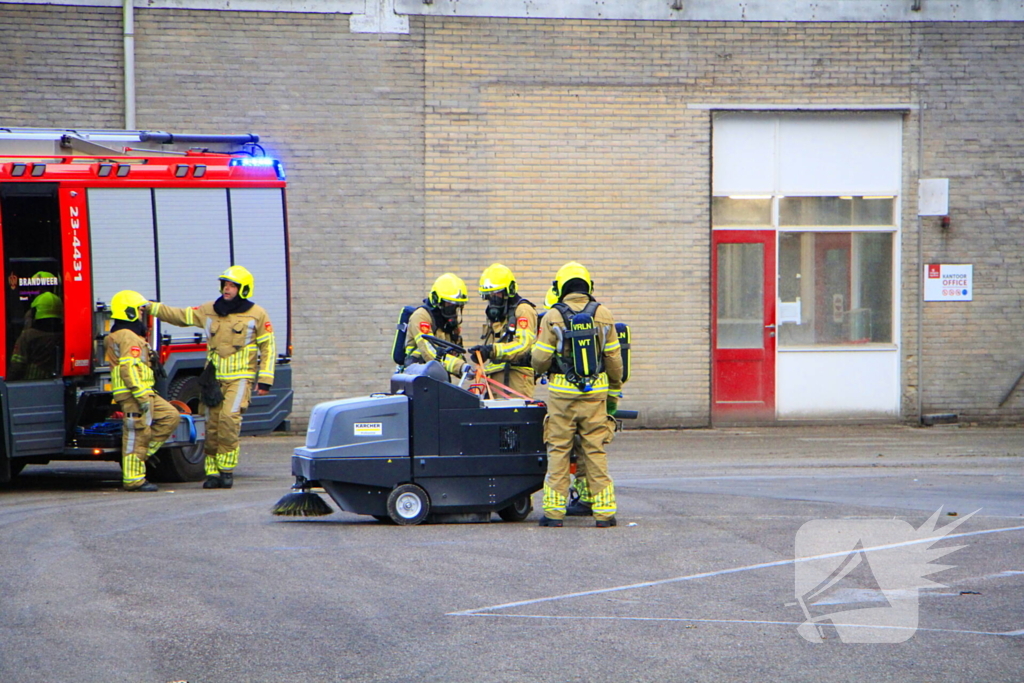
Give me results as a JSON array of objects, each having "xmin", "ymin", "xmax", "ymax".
[
  {"xmin": 204, "ymin": 378, "xmax": 251, "ymax": 476},
  {"xmin": 118, "ymin": 394, "xmax": 180, "ymax": 487},
  {"xmin": 541, "ymin": 394, "xmax": 616, "ymax": 521}
]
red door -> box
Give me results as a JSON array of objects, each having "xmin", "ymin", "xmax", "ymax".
[{"xmin": 711, "ymin": 229, "xmax": 776, "ymax": 423}]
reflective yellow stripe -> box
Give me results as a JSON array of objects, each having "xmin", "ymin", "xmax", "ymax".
[
  {"xmin": 534, "ymin": 341, "xmax": 556, "ymax": 353},
  {"xmin": 118, "ymin": 354, "xmax": 155, "ymax": 398},
  {"xmin": 122, "ymin": 453, "xmax": 146, "ymax": 484},
  {"xmin": 547, "ymin": 373, "xmax": 610, "ymax": 396},
  {"xmin": 572, "ymin": 476, "xmax": 592, "ymax": 503},
  {"xmin": 494, "ymin": 327, "xmax": 536, "ymax": 358},
  {"xmin": 542, "ymin": 482, "xmax": 567, "ymax": 516},
  {"xmin": 217, "ymin": 448, "xmax": 240, "ymax": 472},
  {"xmin": 592, "ymin": 483, "xmax": 616, "ymax": 516},
  {"xmin": 211, "ymin": 339, "xmax": 274, "ymax": 384},
  {"xmin": 414, "ymin": 332, "xmax": 439, "ymax": 362}
]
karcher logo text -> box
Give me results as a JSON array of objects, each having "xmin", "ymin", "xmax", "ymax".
[{"xmin": 353, "ymin": 422, "xmax": 383, "ymax": 437}]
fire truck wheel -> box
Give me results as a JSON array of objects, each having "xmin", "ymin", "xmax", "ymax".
[
  {"xmin": 497, "ymin": 495, "xmax": 533, "ymax": 522},
  {"xmin": 386, "ymin": 484, "xmax": 430, "ymax": 525},
  {"xmin": 167, "ymin": 373, "xmax": 203, "ymax": 415},
  {"xmin": 147, "ymin": 443, "xmax": 206, "ymax": 483}
]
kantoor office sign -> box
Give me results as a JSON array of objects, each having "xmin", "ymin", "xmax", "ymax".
[{"xmin": 925, "ymin": 264, "xmax": 973, "ymax": 301}]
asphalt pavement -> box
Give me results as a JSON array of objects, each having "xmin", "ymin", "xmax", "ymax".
[{"xmin": 1, "ymin": 424, "xmax": 1021, "ymax": 682}]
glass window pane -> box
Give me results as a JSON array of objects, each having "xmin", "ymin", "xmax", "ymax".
[
  {"xmin": 778, "ymin": 231, "xmax": 893, "ymax": 346},
  {"xmin": 712, "ymin": 197, "xmax": 772, "ymax": 227},
  {"xmin": 716, "ymin": 243, "xmax": 763, "ymax": 349},
  {"xmin": 780, "ymin": 196, "xmax": 894, "ymax": 226}
]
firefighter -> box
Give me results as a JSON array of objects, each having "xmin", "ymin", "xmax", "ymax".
[
  {"xmin": 532, "ymin": 262, "xmax": 623, "ymax": 527},
  {"xmin": 403, "ymin": 273, "xmax": 472, "ymax": 378},
  {"xmin": 105, "ymin": 290, "xmax": 180, "ymax": 492},
  {"xmin": 468, "ymin": 264, "xmax": 538, "ymax": 398},
  {"xmin": 8, "ymin": 291, "xmax": 63, "ymax": 381},
  {"xmin": 148, "ymin": 266, "xmax": 275, "ymax": 489}
]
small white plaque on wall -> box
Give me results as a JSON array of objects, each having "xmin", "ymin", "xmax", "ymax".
[{"xmin": 918, "ymin": 178, "xmax": 949, "ymax": 216}]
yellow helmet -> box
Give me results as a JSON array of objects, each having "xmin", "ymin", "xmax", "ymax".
[
  {"xmin": 553, "ymin": 261, "xmax": 593, "ymax": 300},
  {"xmin": 31, "ymin": 292, "xmax": 63, "ymax": 320},
  {"xmin": 478, "ymin": 263, "xmax": 517, "ymax": 298},
  {"xmin": 110, "ymin": 290, "xmax": 148, "ymax": 322},
  {"xmin": 544, "ymin": 286, "xmax": 559, "ymax": 309},
  {"xmin": 219, "ymin": 265, "xmax": 254, "ymax": 299},
  {"xmin": 428, "ymin": 273, "xmax": 468, "ymax": 307}
]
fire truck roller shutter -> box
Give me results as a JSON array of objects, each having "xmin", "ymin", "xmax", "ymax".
[
  {"xmin": 154, "ymin": 188, "xmax": 232, "ymax": 340},
  {"xmin": 228, "ymin": 188, "xmax": 289, "ymax": 350},
  {"xmin": 87, "ymin": 189, "xmax": 158, "ymax": 309}
]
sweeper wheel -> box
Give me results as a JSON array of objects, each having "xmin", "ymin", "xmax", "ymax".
[
  {"xmin": 497, "ymin": 495, "xmax": 533, "ymax": 522},
  {"xmin": 386, "ymin": 484, "xmax": 430, "ymax": 525}
]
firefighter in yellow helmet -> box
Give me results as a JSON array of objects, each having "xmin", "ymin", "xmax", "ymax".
[
  {"xmin": 468, "ymin": 264, "xmax": 539, "ymax": 398},
  {"xmin": 544, "ymin": 282, "xmax": 593, "ymax": 517},
  {"xmin": 532, "ymin": 262, "xmax": 623, "ymax": 527},
  {"xmin": 148, "ymin": 266, "xmax": 276, "ymax": 489},
  {"xmin": 8, "ymin": 291, "xmax": 63, "ymax": 381},
  {"xmin": 104, "ymin": 290, "xmax": 180, "ymax": 492},
  {"xmin": 403, "ymin": 273, "xmax": 472, "ymax": 378}
]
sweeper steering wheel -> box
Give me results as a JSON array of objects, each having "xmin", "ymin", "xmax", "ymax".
[{"xmin": 386, "ymin": 483, "xmax": 431, "ymax": 525}]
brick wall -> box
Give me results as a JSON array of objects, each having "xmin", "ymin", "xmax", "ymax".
[
  {"xmin": 0, "ymin": 4, "xmax": 124, "ymax": 127},
  {"xmin": 914, "ymin": 23, "xmax": 1024, "ymax": 422},
  {"xmin": 2, "ymin": 7, "xmax": 1023, "ymax": 425}
]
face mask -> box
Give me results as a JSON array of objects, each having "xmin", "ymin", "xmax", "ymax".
[
  {"xmin": 438, "ymin": 301, "xmax": 462, "ymax": 329},
  {"xmin": 485, "ymin": 293, "xmax": 507, "ymax": 323}
]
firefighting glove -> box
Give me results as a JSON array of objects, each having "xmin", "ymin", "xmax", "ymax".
[
  {"xmin": 468, "ymin": 345, "xmax": 493, "ymax": 362},
  {"xmin": 140, "ymin": 399, "xmax": 153, "ymax": 426},
  {"xmin": 606, "ymin": 396, "xmax": 618, "ymax": 417}
]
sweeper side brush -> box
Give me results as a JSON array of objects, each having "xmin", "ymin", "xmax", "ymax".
[{"xmin": 271, "ymin": 480, "xmax": 334, "ymax": 517}]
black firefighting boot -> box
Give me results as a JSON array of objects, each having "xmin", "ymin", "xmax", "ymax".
[
  {"xmin": 125, "ymin": 481, "xmax": 158, "ymax": 492},
  {"xmin": 565, "ymin": 499, "xmax": 593, "ymax": 516},
  {"xmin": 538, "ymin": 516, "xmax": 563, "ymax": 527},
  {"xmin": 220, "ymin": 471, "xmax": 234, "ymax": 489},
  {"xmin": 203, "ymin": 475, "xmax": 223, "ymax": 489},
  {"xmin": 595, "ymin": 516, "xmax": 617, "ymax": 528}
]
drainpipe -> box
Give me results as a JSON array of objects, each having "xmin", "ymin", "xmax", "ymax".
[
  {"xmin": 916, "ymin": 102, "xmax": 925, "ymax": 423},
  {"xmin": 123, "ymin": 0, "xmax": 136, "ymax": 130}
]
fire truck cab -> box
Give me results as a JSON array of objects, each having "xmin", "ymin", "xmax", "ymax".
[{"xmin": 0, "ymin": 128, "xmax": 293, "ymax": 483}]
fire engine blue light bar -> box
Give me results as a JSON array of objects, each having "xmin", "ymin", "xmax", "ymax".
[{"xmin": 229, "ymin": 156, "xmax": 285, "ymax": 180}]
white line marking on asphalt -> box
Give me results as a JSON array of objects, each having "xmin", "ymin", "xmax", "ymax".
[
  {"xmin": 456, "ymin": 613, "xmax": 1024, "ymax": 637},
  {"xmin": 448, "ymin": 523, "xmax": 1024, "ymax": 618}
]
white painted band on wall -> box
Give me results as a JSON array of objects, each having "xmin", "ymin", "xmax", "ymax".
[{"xmin": 5, "ymin": 0, "xmax": 1024, "ymax": 21}]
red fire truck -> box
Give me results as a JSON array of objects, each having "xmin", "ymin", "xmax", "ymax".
[{"xmin": 0, "ymin": 129, "xmax": 292, "ymax": 483}]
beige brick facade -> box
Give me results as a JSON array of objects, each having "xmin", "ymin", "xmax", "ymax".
[{"xmin": 2, "ymin": 5, "xmax": 1023, "ymax": 426}]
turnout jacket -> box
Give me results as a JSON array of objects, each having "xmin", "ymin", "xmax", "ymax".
[
  {"xmin": 150, "ymin": 301, "xmax": 276, "ymax": 386},
  {"xmin": 404, "ymin": 306, "xmax": 465, "ymax": 376},
  {"xmin": 104, "ymin": 328, "xmax": 158, "ymax": 401},
  {"xmin": 481, "ymin": 300, "xmax": 538, "ymax": 376},
  {"xmin": 531, "ymin": 292, "xmax": 623, "ymax": 399}
]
